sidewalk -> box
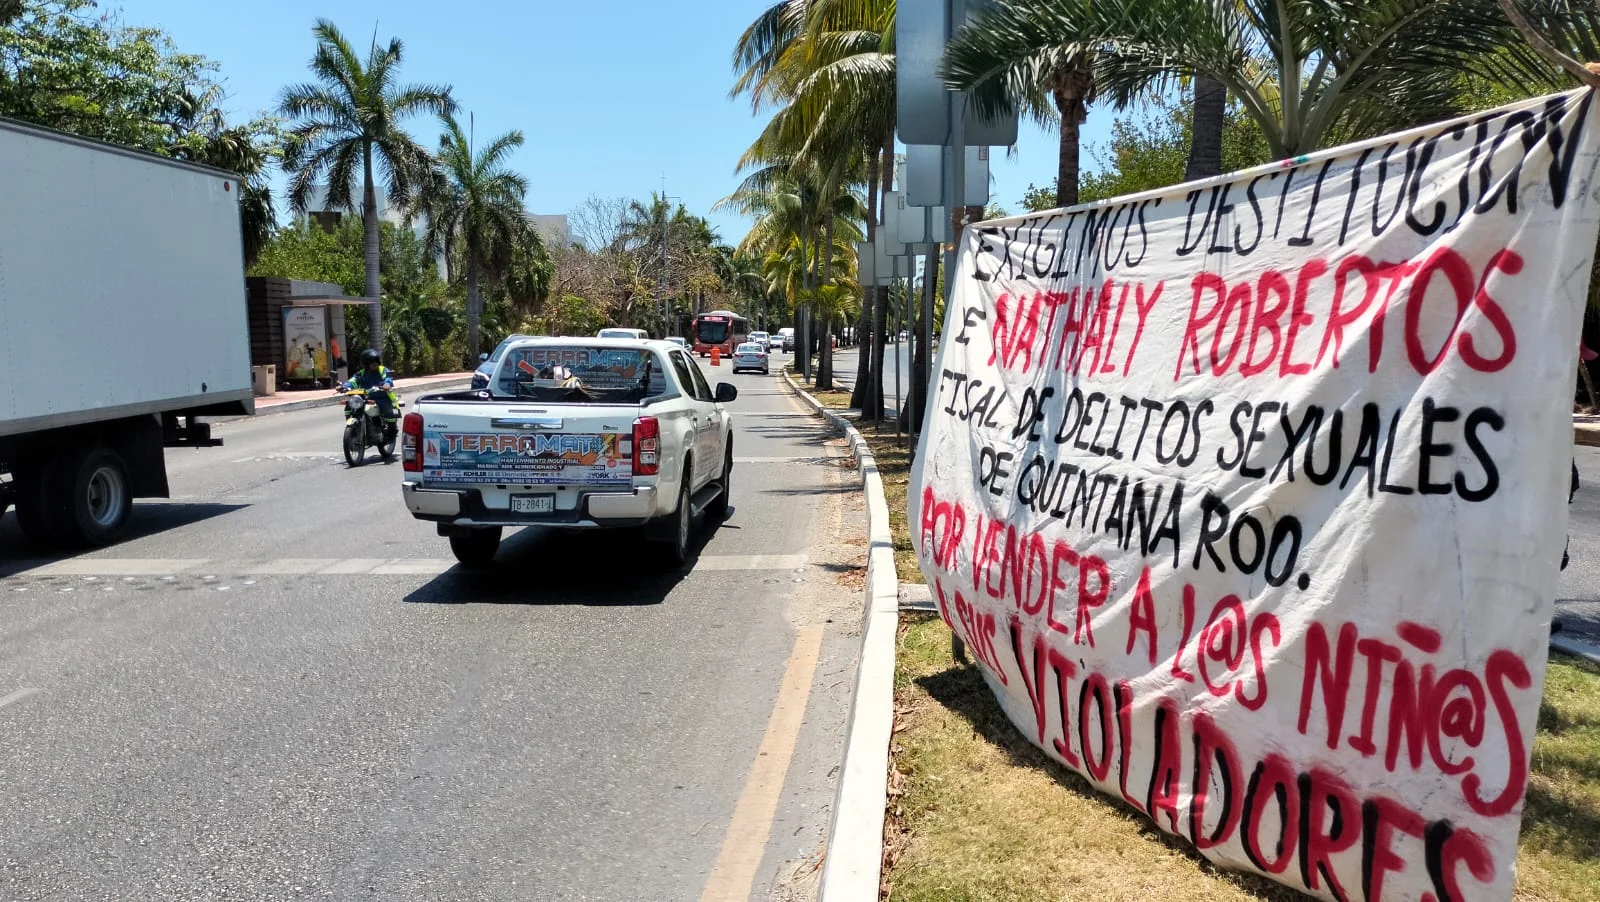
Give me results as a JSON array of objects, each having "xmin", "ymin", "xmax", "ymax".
[{"xmin": 244, "ymin": 372, "xmax": 475, "ymax": 418}]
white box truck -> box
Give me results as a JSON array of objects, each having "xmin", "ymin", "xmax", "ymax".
[{"xmin": 0, "ymin": 118, "xmax": 253, "ymax": 548}]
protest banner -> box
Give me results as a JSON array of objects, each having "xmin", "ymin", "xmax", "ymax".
[{"xmin": 909, "ymin": 88, "xmax": 1600, "ymax": 900}]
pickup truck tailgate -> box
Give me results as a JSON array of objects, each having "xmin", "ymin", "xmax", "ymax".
[{"xmin": 417, "ymin": 403, "xmax": 634, "ymax": 487}]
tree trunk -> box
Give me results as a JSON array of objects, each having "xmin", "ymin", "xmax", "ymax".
[
  {"xmin": 850, "ymin": 146, "xmax": 880, "ymax": 414},
  {"xmin": 869, "ymin": 138, "xmax": 893, "ymax": 420},
  {"xmin": 1185, "ymin": 77, "xmax": 1227, "ymax": 182},
  {"xmin": 467, "ymin": 255, "xmax": 482, "ymax": 363},
  {"xmin": 1052, "ymin": 55, "xmax": 1093, "ymax": 208},
  {"xmin": 817, "ymin": 210, "xmax": 836, "ymax": 391},
  {"xmin": 799, "ymin": 217, "xmax": 812, "ymax": 380},
  {"xmin": 362, "ymin": 140, "xmax": 383, "ymax": 349}
]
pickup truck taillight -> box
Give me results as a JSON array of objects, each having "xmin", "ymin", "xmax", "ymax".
[
  {"xmin": 401, "ymin": 412, "xmax": 424, "ymax": 472},
  {"xmin": 633, "ymin": 416, "xmax": 659, "ymax": 476}
]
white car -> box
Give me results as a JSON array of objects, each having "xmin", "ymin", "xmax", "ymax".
[
  {"xmin": 401, "ymin": 337, "xmax": 737, "ymax": 567},
  {"xmin": 597, "ymin": 327, "xmax": 649, "ymax": 340},
  {"xmin": 731, "ymin": 341, "xmax": 770, "ymax": 375},
  {"xmin": 748, "ymin": 330, "xmax": 771, "ymax": 352},
  {"xmin": 665, "ymin": 336, "xmax": 690, "ymax": 351}
]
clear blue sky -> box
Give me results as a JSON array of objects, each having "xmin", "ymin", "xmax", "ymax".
[{"xmin": 127, "ymin": 0, "xmax": 1114, "ymax": 245}]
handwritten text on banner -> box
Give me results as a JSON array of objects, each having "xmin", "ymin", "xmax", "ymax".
[{"xmin": 909, "ymin": 88, "xmax": 1600, "ymax": 901}]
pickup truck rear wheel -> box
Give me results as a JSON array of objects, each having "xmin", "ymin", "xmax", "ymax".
[
  {"xmin": 708, "ymin": 446, "xmax": 732, "ymax": 519},
  {"xmin": 660, "ymin": 475, "xmax": 693, "ymax": 567},
  {"xmin": 449, "ymin": 528, "xmax": 502, "ymax": 567}
]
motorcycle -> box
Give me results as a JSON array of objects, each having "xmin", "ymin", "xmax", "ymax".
[{"xmin": 336, "ymin": 386, "xmax": 401, "ymax": 467}]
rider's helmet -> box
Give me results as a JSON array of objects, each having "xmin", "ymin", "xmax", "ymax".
[{"xmin": 361, "ymin": 348, "xmax": 382, "ymax": 370}]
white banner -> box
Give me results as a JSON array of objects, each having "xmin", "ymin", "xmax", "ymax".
[{"xmin": 910, "ymin": 89, "xmax": 1600, "ymax": 900}]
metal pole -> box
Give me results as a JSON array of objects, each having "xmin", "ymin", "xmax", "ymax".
[
  {"xmin": 894, "ymin": 260, "xmax": 903, "ymax": 443},
  {"xmin": 935, "ymin": 85, "xmax": 963, "ymax": 439},
  {"xmin": 659, "ymin": 191, "xmax": 681, "ymax": 338},
  {"xmin": 917, "ymin": 242, "xmax": 938, "ymax": 452}
]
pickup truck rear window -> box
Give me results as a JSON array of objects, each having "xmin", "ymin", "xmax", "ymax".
[{"xmin": 496, "ymin": 346, "xmax": 664, "ymax": 403}]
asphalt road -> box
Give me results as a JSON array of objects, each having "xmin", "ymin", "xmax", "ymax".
[
  {"xmin": 1556, "ymin": 445, "xmax": 1600, "ymax": 641},
  {"xmin": 821, "ymin": 345, "xmax": 918, "ymax": 421},
  {"xmin": 0, "ymin": 370, "xmax": 865, "ymax": 901}
]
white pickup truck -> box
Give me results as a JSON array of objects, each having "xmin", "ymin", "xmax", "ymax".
[{"xmin": 399, "ymin": 337, "xmax": 737, "ymax": 566}]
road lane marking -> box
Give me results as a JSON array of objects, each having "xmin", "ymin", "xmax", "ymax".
[
  {"xmin": 318, "ymin": 558, "xmax": 393, "ymax": 574},
  {"xmin": 734, "ymin": 456, "xmax": 826, "ymax": 463},
  {"xmin": 27, "ymin": 558, "xmax": 204, "ymax": 577},
  {"xmin": 370, "ymin": 560, "xmax": 455, "ymax": 575},
  {"xmin": 229, "ymin": 451, "xmax": 341, "ymax": 462},
  {"xmin": 0, "ymin": 688, "xmax": 41, "ymax": 711},
  {"xmin": 239, "ymin": 558, "xmax": 339, "ymax": 575},
  {"xmin": 695, "ymin": 554, "xmax": 807, "ymax": 571},
  {"xmin": 698, "ymin": 624, "xmax": 825, "ymax": 902}
]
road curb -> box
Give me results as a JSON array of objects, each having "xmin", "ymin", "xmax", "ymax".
[
  {"xmin": 235, "ymin": 377, "xmax": 472, "ymax": 419},
  {"xmin": 781, "ymin": 370, "xmax": 897, "ymax": 902},
  {"xmin": 1577, "ymin": 420, "xmax": 1600, "ymax": 447},
  {"xmin": 1553, "ymin": 633, "xmax": 1600, "ymax": 666}
]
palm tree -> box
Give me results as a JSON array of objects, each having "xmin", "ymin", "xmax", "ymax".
[
  {"xmin": 762, "ymin": 237, "xmax": 810, "ymax": 321},
  {"xmin": 279, "ymin": 19, "xmax": 455, "ymax": 348},
  {"xmin": 1186, "ymin": 77, "xmax": 1227, "ymax": 181},
  {"xmin": 621, "ymin": 194, "xmax": 704, "ymax": 334},
  {"xmin": 945, "ymin": 0, "xmax": 1542, "ymax": 162},
  {"xmin": 723, "ymin": 252, "xmax": 768, "ymax": 324},
  {"xmin": 732, "ymin": 0, "xmax": 894, "ymax": 402},
  {"xmin": 500, "ymin": 226, "xmax": 554, "ymax": 319},
  {"xmin": 415, "ymin": 114, "xmax": 529, "ymax": 360}
]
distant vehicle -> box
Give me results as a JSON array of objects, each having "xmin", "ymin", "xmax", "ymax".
[
  {"xmin": 598, "ymin": 327, "xmax": 649, "ymax": 340},
  {"xmin": 778, "ymin": 327, "xmax": 795, "ymax": 352},
  {"xmin": 748, "ymin": 330, "xmax": 771, "ymax": 352},
  {"xmin": 473, "ymin": 333, "xmax": 534, "ymax": 389},
  {"xmin": 692, "ymin": 310, "xmax": 750, "ymax": 358},
  {"xmin": 665, "ymin": 336, "xmax": 690, "ymax": 351},
  {"xmin": 401, "ymin": 336, "xmax": 738, "ymax": 566},
  {"xmin": 731, "ymin": 341, "xmax": 770, "ymax": 375}
]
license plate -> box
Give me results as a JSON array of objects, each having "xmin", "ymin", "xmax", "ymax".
[{"xmin": 510, "ymin": 494, "xmax": 555, "ymax": 514}]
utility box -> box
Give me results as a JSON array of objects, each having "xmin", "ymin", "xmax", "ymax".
[{"xmin": 251, "ymin": 365, "xmax": 277, "ymax": 396}]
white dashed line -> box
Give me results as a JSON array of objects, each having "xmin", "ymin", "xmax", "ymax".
[{"xmin": 0, "ymin": 688, "xmax": 41, "ymax": 711}]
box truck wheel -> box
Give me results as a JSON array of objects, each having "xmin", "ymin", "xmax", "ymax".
[
  {"xmin": 52, "ymin": 447, "xmax": 132, "ymax": 548},
  {"xmin": 14, "ymin": 459, "xmax": 71, "ymax": 549}
]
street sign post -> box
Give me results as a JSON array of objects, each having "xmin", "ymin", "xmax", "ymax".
[
  {"xmin": 905, "ymin": 144, "xmax": 990, "ymax": 207},
  {"xmin": 895, "ymin": 0, "xmax": 1019, "ymax": 146}
]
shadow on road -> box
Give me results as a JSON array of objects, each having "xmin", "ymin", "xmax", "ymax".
[
  {"xmin": 740, "ymin": 424, "xmax": 832, "ymax": 441},
  {"xmin": 761, "ymin": 484, "xmax": 854, "ymax": 497},
  {"xmin": 1554, "ymin": 600, "xmax": 1600, "ymax": 641},
  {"xmin": 0, "ymin": 502, "xmax": 249, "ymax": 569},
  {"xmin": 401, "ymin": 516, "xmax": 731, "ymax": 606}
]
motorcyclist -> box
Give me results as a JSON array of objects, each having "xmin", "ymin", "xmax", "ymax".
[{"xmin": 342, "ymin": 349, "xmax": 398, "ymax": 436}]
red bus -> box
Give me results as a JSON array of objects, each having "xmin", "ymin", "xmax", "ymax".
[{"xmin": 691, "ymin": 310, "xmax": 750, "ymax": 358}]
